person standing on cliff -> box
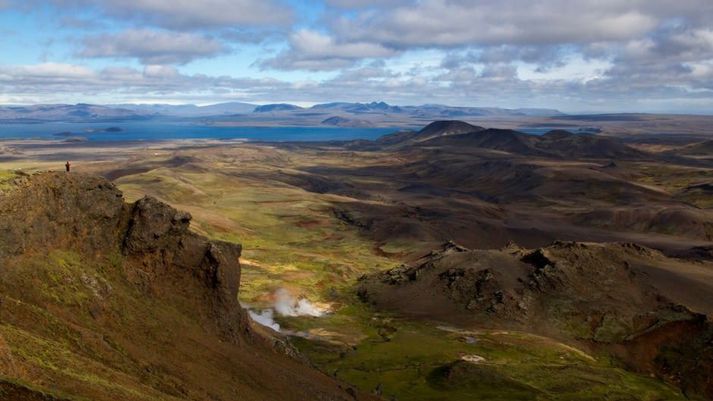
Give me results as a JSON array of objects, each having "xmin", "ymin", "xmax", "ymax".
[{"xmin": 65, "ymin": 161, "xmax": 71, "ymax": 172}]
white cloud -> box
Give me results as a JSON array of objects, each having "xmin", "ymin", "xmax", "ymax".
[
  {"xmin": 326, "ymin": 0, "xmax": 409, "ymax": 8},
  {"xmin": 0, "ymin": 63, "xmax": 289, "ymax": 104},
  {"xmin": 689, "ymin": 61, "xmax": 713, "ymax": 79},
  {"xmin": 142, "ymin": 64, "xmax": 181, "ymax": 78},
  {"xmin": 260, "ymin": 29, "xmax": 397, "ymax": 70},
  {"xmin": 3, "ymin": 0, "xmax": 713, "ymax": 112},
  {"xmin": 332, "ymin": 0, "xmax": 666, "ymax": 48},
  {"xmin": 40, "ymin": 0, "xmax": 291, "ymax": 28},
  {"xmin": 13, "ymin": 63, "xmax": 96, "ymax": 79},
  {"xmin": 79, "ymin": 29, "xmax": 226, "ymax": 65},
  {"xmin": 290, "ymin": 30, "xmax": 394, "ymax": 59},
  {"xmin": 113, "ymin": 0, "xmax": 292, "ymax": 28},
  {"xmin": 1, "ymin": 61, "xmax": 713, "ymax": 113}
]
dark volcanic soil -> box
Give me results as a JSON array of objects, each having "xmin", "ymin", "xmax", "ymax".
[{"xmin": 301, "ymin": 121, "xmax": 713, "ymax": 254}]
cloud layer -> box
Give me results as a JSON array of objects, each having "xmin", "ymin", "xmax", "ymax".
[
  {"xmin": 2, "ymin": 0, "xmax": 713, "ymax": 112},
  {"xmin": 38, "ymin": 0, "xmax": 292, "ymax": 28},
  {"xmin": 80, "ymin": 29, "xmax": 226, "ymax": 64},
  {"xmin": 259, "ymin": 29, "xmax": 397, "ymax": 71}
]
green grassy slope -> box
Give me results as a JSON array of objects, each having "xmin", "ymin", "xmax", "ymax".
[{"xmin": 106, "ymin": 158, "xmax": 696, "ymax": 401}]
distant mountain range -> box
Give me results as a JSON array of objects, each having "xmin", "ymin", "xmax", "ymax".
[
  {"xmin": 112, "ymin": 102, "xmax": 256, "ymax": 117},
  {"xmin": 249, "ymin": 101, "xmax": 562, "ymax": 117},
  {"xmin": 0, "ymin": 103, "xmax": 153, "ymax": 123},
  {"xmin": 0, "ymin": 101, "xmax": 564, "ymax": 124}
]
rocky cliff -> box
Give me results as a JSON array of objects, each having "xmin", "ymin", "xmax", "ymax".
[{"xmin": 0, "ymin": 172, "xmax": 374, "ymax": 401}]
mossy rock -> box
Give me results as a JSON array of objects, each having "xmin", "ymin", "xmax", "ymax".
[{"xmin": 594, "ymin": 315, "xmax": 631, "ymax": 343}]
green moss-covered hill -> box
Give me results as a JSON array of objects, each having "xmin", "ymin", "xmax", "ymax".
[{"xmin": 0, "ymin": 172, "xmax": 375, "ymax": 401}]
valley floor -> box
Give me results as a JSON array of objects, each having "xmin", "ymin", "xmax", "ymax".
[{"xmin": 1, "ymin": 130, "xmax": 712, "ymax": 400}]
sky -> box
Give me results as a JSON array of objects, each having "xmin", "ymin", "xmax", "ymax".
[{"xmin": 1, "ymin": 0, "xmax": 713, "ymax": 113}]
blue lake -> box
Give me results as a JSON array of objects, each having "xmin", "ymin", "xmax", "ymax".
[{"xmin": 0, "ymin": 121, "xmax": 397, "ymax": 142}]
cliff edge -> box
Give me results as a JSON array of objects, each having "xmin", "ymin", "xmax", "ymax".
[{"xmin": 0, "ymin": 172, "xmax": 374, "ymax": 401}]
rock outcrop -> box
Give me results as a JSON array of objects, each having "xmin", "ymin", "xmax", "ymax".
[
  {"xmin": 358, "ymin": 240, "xmax": 713, "ymax": 398},
  {"xmin": 0, "ymin": 172, "xmax": 375, "ymax": 401},
  {"xmin": 0, "ymin": 172, "xmax": 246, "ymax": 340}
]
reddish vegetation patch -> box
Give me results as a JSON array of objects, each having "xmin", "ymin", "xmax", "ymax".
[
  {"xmin": 295, "ymin": 219, "xmax": 324, "ymax": 228},
  {"xmin": 610, "ymin": 317, "xmax": 713, "ymax": 397}
]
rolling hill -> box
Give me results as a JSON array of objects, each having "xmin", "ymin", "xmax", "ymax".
[{"xmin": 358, "ymin": 241, "xmax": 713, "ymax": 398}]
